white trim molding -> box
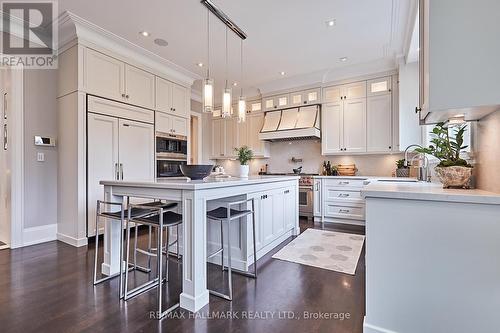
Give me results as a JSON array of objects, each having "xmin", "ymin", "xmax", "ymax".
[
  {"xmin": 57, "ymin": 232, "xmax": 88, "ymax": 247},
  {"xmin": 23, "ymin": 224, "xmax": 57, "ymax": 247}
]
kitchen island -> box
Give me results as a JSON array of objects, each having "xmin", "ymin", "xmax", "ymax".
[
  {"xmin": 361, "ymin": 181, "xmax": 500, "ymax": 333},
  {"xmin": 100, "ymin": 176, "xmax": 299, "ymax": 312}
]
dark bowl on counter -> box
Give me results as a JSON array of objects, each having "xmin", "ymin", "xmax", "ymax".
[{"xmin": 180, "ymin": 164, "xmax": 213, "ymax": 180}]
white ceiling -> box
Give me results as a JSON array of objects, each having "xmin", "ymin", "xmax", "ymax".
[{"xmin": 56, "ymin": 0, "xmax": 413, "ymax": 99}]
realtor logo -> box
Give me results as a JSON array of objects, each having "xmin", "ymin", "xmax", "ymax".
[{"xmin": 1, "ymin": 1, "xmax": 58, "ymax": 68}]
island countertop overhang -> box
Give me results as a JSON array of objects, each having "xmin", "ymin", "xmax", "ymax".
[{"xmin": 100, "ymin": 175, "xmax": 300, "ymax": 191}]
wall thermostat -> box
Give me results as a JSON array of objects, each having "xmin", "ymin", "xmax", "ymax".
[{"xmin": 34, "ymin": 136, "xmax": 56, "ymax": 147}]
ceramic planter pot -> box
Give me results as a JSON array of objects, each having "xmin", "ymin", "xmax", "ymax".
[
  {"xmin": 435, "ymin": 166, "xmax": 473, "ymax": 189},
  {"xmin": 396, "ymin": 168, "xmax": 410, "ymax": 178},
  {"xmin": 239, "ymin": 164, "xmax": 249, "ymax": 178}
]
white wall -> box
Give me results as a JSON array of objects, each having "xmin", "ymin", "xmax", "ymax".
[
  {"xmin": 23, "ymin": 70, "xmax": 58, "ymax": 230},
  {"xmin": 216, "ymin": 140, "xmax": 402, "ymax": 177}
]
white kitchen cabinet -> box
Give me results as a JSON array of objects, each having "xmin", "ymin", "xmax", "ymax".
[
  {"xmin": 290, "ymin": 91, "xmax": 303, "ymax": 106},
  {"xmin": 343, "ymin": 98, "xmax": 366, "ymax": 153},
  {"xmin": 367, "ymin": 76, "xmax": 392, "ymax": 97},
  {"xmin": 124, "ymin": 64, "xmax": 155, "ymax": 109},
  {"xmin": 272, "ymin": 189, "xmax": 285, "ymax": 238},
  {"xmin": 156, "ymin": 111, "xmax": 187, "ymax": 136},
  {"xmin": 260, "ymin": 192, "xmax": 274, "ymax": 246},
  {"xmin": 87, "ymin": 113, "xmax": 119, "ymax": 236},
  {"xmin": 367, "ymin": 93, "xmax": 393, "ymax": 153},
  {"xmin": 211, "ymin": 117, "xmax": 237, "ymax": 159},
  {"xmin": 87, "ymin": 113, "xmax": 154, "ymax": 236},
  {"xmin": 323, "ymin": 82, "xmax": 366, "ymax": 103},
  {"xmin": 155, "ymin": 77, "xmax": 188, "ymax": 118},
  {"xmin": 84, "ymin": 48, "xmax": 124, "ymax": 101},
  {"xmin": 248, "ymin": 100, "xmax": 262, "ymax": 113},
  {"xmin": 246, "ymin": 113, "xmax": 270, "ymax": 157},
  {"xmin": 263, "ymin": 93, "xmax": 289, "ymax": 111},
  {"xmin": 284, "ymin": 187, "xmax": 296, "ymax": 230},
  {"xmin": 313, "ymin": 179, "xmax": 322, "ymax": 217},
  {"xmin": 321, "ymin": 102, "xmax": 343, "ymax": 154},
  {"xmin": 303, "ymin": 88, "xmax": 321, "ymax": 105},
  {"xmin": 118, "ymin": 119, "xmax": 155, "ymax": 181}
]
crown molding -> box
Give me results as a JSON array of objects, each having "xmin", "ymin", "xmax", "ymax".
[{"xmin": 57, "ymin": 11, "xmax": 200, "ymax": 87}]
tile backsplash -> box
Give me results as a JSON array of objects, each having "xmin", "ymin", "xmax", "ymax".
[
  {"xmin": 475, "ymin": 109, "xmax": 500, "ymax": 193},
  {"xmin": 217, "ymin": 140, "xmax": 403, "ymax": 177}
]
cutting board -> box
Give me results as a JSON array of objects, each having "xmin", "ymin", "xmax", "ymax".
[{"xmin": 337, "ymin": 164, "xmax": 357, "ymax": 176}]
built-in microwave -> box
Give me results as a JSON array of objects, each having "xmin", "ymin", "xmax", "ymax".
[
  {"xmin": 157, "ymin": 158, "xmax": 186, "ymax": 178},
  {"xmin": 156, "ymin": 132, "xmax": 187, "ymax": 159}
]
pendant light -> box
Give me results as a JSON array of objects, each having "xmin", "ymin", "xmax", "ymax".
[
  {"xmin": 221, "ymin": 26, "xmax": 232, "ymax": 118},
  {"xmin": 202, "ymin": 9, "xmax": 214, "ymax": 113},
  {"xmin": 237, "ymin": 39, "xmax": 246, "ymax": 123}
]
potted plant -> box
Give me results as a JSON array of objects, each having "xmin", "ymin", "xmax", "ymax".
[
  {"xmin": 415, "ymin": 122, "xmax": 472, "ymax": 188},
  {"xmin": 234, "ymin": 146, "xmax": 254, "ymax": 178},
  {"xmin": 396, "ymin": 159, "xmax": 410, "ymax": 177}
]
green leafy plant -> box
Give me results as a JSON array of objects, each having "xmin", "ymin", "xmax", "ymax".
[
  {"xmin": 234, "ymin": 146, "xmax": 254, "ymax": 165},
  {"xmin": 396, "ymin": 159, "xmax": 408, "ymax": 169},
  {"xmin": 414, "ymin": 122, "xmax": 472, "ymax": 168}
]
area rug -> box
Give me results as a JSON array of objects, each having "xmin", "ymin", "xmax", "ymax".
[{"xmin": 272, "ymin": 229, "xmax": 365, "ymax": 275}]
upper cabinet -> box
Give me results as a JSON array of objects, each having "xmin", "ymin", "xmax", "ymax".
[
  {"xmin": 323, "ymin": 82, "xmax": 366, "ymax": 103},
  {"xmin": 367, "ymin": 77, "xmax": 391, "ymax": 97},
  {"xmin": 262, "ymin": 87, "xmax": 321, "ymax": 111},
  {"xmin": 124, "ymin": 64, "xmax": 155, "ymax": 109},
  {"xmin": 155, "ymin": 111, "xmax": 187, "ymax": 136},
  {"xmin": 84, "ymin": 48, "xmax": 125, "ymax": 101},
  {"xmin": 84, "ymin": 47, "xmax": 189, "ymax": 116},
  {"xmin": 156, "ymin": 77, "xmax": 188, "ymax": 118},
  {"xmin": 418, "ymin": 0, "xmax": 500, "ymax": 123}
]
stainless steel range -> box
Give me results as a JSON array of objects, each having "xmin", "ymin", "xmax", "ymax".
[{"xmin": 262, "ymin": 173, "xmax": 316, "ymax": 220}]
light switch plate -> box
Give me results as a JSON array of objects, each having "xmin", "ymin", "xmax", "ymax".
[{"xmin": 37, "ymin": 152, "xmax": 45, "ymax": 162}]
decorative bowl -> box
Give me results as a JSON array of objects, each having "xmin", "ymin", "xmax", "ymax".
[
  {"xmin": 179, "ymin": 164, "xmax": 213, "ymax": 180},
  {"xmin": 435, "ymin": 166, "xmax": 473, "ymax": 189}
]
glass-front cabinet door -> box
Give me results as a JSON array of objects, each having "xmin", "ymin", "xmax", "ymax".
[
  {"xmin": 303, "ymin": 88, "xmax": 320, "ymax": 104},
  {"xmin": 367, "ymin": 76, "xmax": 392, "ymax": 97}
]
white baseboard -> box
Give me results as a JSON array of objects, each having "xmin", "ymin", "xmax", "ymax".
[
  {"xmin": 23, "ymin": 224, "xmax": 57, "ymax": 247},
  {"xmin": 57, "ymin": 232, "xmax": 88, "ymax": 247},
  {"xmin": 363, "ymin": 317, "xmax": 399, "ymax": 333}
]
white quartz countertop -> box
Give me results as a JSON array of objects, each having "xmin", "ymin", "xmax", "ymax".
[
  {"xmin": 100, "ymin": 175, "xmax": 299, "ymax": 190},
  {"xmin": 362, "ymin": 181, "xmax": 500, "ymax": 205}
]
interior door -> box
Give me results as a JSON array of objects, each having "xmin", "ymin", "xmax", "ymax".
[
  {"xmin": 321, "ymin": 102, "xmax": 343, "ymax": 154},
  {"xmin": 124, "ymin": 64, "xmax": 155, "ymax": 109},
  {"xmin": 84, "ymin": 48, "xmax": 124, "ymax": 101},
  {"xmin": 367, "ymin": 94, "xmax": 392, "ymax": 152},
  {"xmin": 87, "ymin": 113, "xmax": 119, "ymax": 236},
  {"xmin": 343, "ymin": 98, "xmax": 367, "ymax": 153},
  {"xmin": 118, "ymin": 119, "xmax": 154, "ymax": 182}
]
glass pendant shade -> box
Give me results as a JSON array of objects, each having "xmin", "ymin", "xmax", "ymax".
[
  {"xmin": 202, "ymin": 78, "xmax": 214, "ymax": 113},
  {"xmin": 222, "ymin": 87, "xmax": 232, "ymax": 118},
  {"xmin": 238, "ymin": 96, "xmax": 246, "ymax": 123}
]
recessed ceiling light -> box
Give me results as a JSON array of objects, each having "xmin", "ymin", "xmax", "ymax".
[
  {"xmin": 233, "ymin": 82, "xmax": 238, "ymax": 86},
  {"xmin": 326, "ymin": 19, "xmax": 336, "ymax": 27},
  {"xmin": 197, "ymin": 62, "xmax": 204, "ymax": 67},
  {"xmin": 139, "ymin": 31, "xmax": 150, "ymax": 37},
  {"xmin": 340, "ymin": 57, "xmax": 348, "ymax": 62},
  {"xmin": 154, "ymin": 38, "xmax": 168, "ymax": 47},
  {"xmin": 280, "ymin": 71, "xmax": 286, "ymax": 76}
]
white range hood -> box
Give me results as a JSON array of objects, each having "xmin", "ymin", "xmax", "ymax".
[{"xmin": 259, "ymin": 105, "xmax": 321, "ymax": 141}]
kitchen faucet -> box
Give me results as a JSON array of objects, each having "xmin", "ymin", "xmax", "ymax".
[{"xmin": 403, "ymin": 144, "xmax": 432, "ymax": 182}]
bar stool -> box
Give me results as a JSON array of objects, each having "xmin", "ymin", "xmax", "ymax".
[
  {"xmin": 124, "ymin": 204, "xmax": 183, "ymax": 319},
  {"xmin": 206, "ymin": 198, "xmax": 257, "ymax": 301},
  {"xmin": 93, "ymin": 199, "xmax": 176, "ymax": 298}
]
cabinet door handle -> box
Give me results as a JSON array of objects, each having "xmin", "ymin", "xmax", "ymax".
[
  {"xmin": 121, "ymin": 93, "xmax": 126, "ymax": 98},
  {"xmin": 115, "ymin": 163, "xmax": 119, "ymax": 180},
  {"xmin": 339, "ymin": 209, "xmax": 350, "ymax": 214},
  {"xmin": 3, "ymin": 124, "xmax": 7, "ymax": 151},
  {"xmin": 119, "ymin": 163, "xmax": 124, "ymax": 180},
  {"xmin": 125, "ymin": 95, "xmax": 129, "ymax": 99},
  {"xmin": 314, "ymin": 182, "xmax": 319, "ymax": 191},
  {"xmin": 284, "ymin": 190, "xmax": 290, "ymax": 194},
  {"xmin": 338, "ymin": 193, "xmax": 350, "ymax": 197},
  {"xmin": 415, "ymin": 106, "xmax": 422, "ymax": 114}
]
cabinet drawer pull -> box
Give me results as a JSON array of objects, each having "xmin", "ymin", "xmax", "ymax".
[
  {"xmin": 339, "ymin": 181, "xmax": 350, "ymax": 185},
  {"xmin": 339, "ymin": 209, "xmax": 350, "ymax": 214},
  {"xmin": 338, "ymin": 193, "xmax": 350, "ymax": 197},
  {"xmin": 284, "ymin": 190, "xmax": 290, "ymax": 194}
]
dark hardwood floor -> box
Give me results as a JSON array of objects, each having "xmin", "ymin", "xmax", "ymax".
[{"xmin": 0, "ymin": 219, "xmax": 365, "ymax": 333}]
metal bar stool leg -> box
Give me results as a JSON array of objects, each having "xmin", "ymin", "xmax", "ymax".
[
  {"xmin": 157, "ymin": 212, "xmax": 164, "ymax": 318},
  {"xmin": 226, "ymin": 208, "xmax": 233, "ymax": 300},
  {"xmin": 93, "ymin": 201, "xmax": 100, "ymax": 285},
  {"xmin": 220, "ymin": 219, "xmax": 224, "ymax": 271},
  {"xmin": 251, "ymin": 198, "xmax": 258, "ymax": 277}
]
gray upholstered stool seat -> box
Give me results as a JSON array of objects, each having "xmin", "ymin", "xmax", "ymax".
[{"xmin": 206, "ymin": 207, "xmax": 252, "ymax": 220}]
